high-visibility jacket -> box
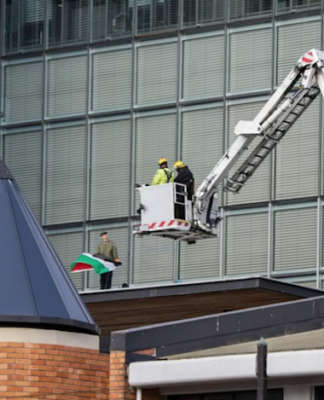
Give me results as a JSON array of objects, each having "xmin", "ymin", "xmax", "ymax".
[{"xmin": 151, "ymin": 168, "xmax": 175, "ymax": 185}]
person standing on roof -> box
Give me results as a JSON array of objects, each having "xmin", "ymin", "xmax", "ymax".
[
  {"xmin": 151, "ymin": 158, "xmax": 175, "ymax": 185},
  {"xmin": 96, "ymin": 232, "xmax": 119, "ymax": 290}
]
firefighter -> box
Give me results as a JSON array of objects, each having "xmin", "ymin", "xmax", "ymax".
[
  {"xmin": 174, "ymin": 161, "xmax": 194, "ymax": 200},
  {"xmin": 151, "ymin": 158, "xmax": 175, "ymax": 185},
  {"xmin": 174, "ymin": 161, "xmax": 194, "ymax": 220}
]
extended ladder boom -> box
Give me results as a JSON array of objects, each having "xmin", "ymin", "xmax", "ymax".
[{"xmin": 194, "ymin": 49, "xmax": 324, "ymax": 235}]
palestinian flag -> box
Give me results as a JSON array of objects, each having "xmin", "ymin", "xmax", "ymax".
[{"xmin": 71, "ymin": 253, "xmax": 118, "ymax": 275}]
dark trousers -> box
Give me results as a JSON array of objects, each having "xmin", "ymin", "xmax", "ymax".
[{"xmin": 100, "ymin": 272, "xmax": 113, "ymax": 290}]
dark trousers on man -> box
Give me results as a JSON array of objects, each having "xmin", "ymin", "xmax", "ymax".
[{"xmin": 100, "ymin": 271, "xmax": 113, "ymax": 290}]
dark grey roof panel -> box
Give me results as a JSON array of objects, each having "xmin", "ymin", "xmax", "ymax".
[
  {"xmin": 0, "ymin": 161, "xmax": 99, "ymax": 335},
  {"xmin": 0, "ymin": 159, "xmax": 14, "ymax": 180}
]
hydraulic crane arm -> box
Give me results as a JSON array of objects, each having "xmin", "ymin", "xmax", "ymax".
[{"xmin": 193, "ymin": 48, "xmax": 324, "ymax": 235}]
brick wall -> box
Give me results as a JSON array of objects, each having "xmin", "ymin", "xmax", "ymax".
[{"xmin": 0, "ymin": 342, "xmax": 109, "ymax": 399}]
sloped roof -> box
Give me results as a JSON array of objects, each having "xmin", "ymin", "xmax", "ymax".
[{"xmin": 0, "ymin": 159, "xmax": 99, "ymax": 335}]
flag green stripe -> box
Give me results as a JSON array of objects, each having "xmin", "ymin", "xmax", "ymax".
[{"xmin": 71, "ymin": 254, "xmax": 110, "ymax": 275}]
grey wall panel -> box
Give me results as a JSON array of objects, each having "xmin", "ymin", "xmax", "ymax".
[
  {"xmin": 87, "ymin": 227, "xmax": 129, "ymax": 290},
  {"xmin": 90, "ymin": 119, "xmax": 131, "ymax": 220},
  {"xmin": 181, "ymin": 106, "xmax": 224, "ymax": 204},
  {"xmin": 274, "ymin": 207, "xmax": 317, "ymax": 271},
  {"xmin": 4, "ymin": 131, "xmax": 42, "ymax": 220},
  {"xmin": 229, "ymin": 28, "xmax": 272, "ymax": 93},
  {"xmin": 47, "ymin": 55, "xmax": 87, "ymax": 117},
  {"xmin": 277, "ymin": 21, "xmax": 321, "ymax": 84},
  {"xmin": 183, "ymin": 35, "xmax": 224, "ymax": 100},
  {"xmin": 275, "ymin": 98, "xmax": 320, "ymax": 200},
  {"xmin": 137, "ymin": 42, "xmax": 178, "ymax": 105},
  {"xmin": 5, "ymin": 62, "xmax": 43, "ymax": 123},
  {"xmin": 133, "ymin": 235, "xmax": 174, "ymax": 284},
  {"xmin": 45, "ymin": 125, "xmax": 86, "ymax": 225},
  {"xmin": 49, "ymin": 231, "xmax": 84, "ymax": 291},
  {"xmin": 226, "ymin": 100, "xmax": 270, "ymax": 205},
  {"xmin": 92, "ymin": 49, "xmax": 132, "ymax": 111},
  {"xmin": 180, "ymin": 239, "xmax": 220, "ymax": 280},
  {"xmin": 225, "ymin": 212, "xmax": 268, "ymax": 276}
]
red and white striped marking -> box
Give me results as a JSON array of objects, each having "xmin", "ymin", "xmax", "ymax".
[
  {"xmin": 301, "ymin": 51, "xmax": 314, "ymax": 64},
  {"xmin": 140, "ymin": 219, "xmax": 190, "ymax": 232}
]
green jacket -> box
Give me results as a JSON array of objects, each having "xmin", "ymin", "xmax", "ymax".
[
  {"xmin": 96, "ymin": 241, "xmax": 118, "ymax": 260},
  {"xmin": 151, "ymin": 168, "xmax": 175, "ymax": 185}
]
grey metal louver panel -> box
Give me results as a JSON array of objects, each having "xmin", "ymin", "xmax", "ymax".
[
  {"xmin": 183, "ymin": 35, "xmax": 224, "ymax": 100},
  {"xmin": 275, "ymin": 98, "xmax": 320, "ymax": 200},
  {"xmin": 225, "ymin": 212, "xmax": 268, "ymax": 276},
  {"xmin": 137, "ymin": 42, "xmax": 178, "ymax": 105},
  {"xmin": 226, "ymin": 101, "xmax": 270, "ymax": 205},
  {"xmin": 180, "ymin": 239, "xmax": 220, "ymax": 280},
  {"xmin": 274, "ymin": 207, "xmax": 317, "ymax": 271},
  {"xmin": 277, "ymin": 21, "xmax": 321, "ymax": 84},
  {"xmin": 285, "ymin": 278, "xmax": 317, "ymax": 289},
  {"xmin": 135, "ymin": 113, "xmax": 177, "ymax": 210},
  {"xmin": 229, "ymin": 28, "xmax": 272, "ymax": 93},
  {"xmin": 87, "ymin": 227, "xmax": 129, "ymax": 290},
  {"xmin": 182, "ymin": 107, "xmax": 224, "ymax": 205},
  {"xmin": 48, "ymin": 231, "xmax": 84, "ymax": 291},
  {"xmin": 5, "ymin": 62, "xmax": 43, "ymax": 123},
  {"xmin": 92, "ymin": 49, "xmax": 132, "ymax": 111},
  {"xmin": 47, "ymin": 55, "xmax": 87, "ymax": 117},
  {"xmin": 4, "ymin": 131, "xmax": 42, "ymax": 221},
  {"xmin": 45, "ymin": 125, "xmax": 86, "ymax": 225},
  {"xmin": 133, "ymin": 235, "xmax": 174, "ymax": 284},
  {"xmin": 90, "ymin": 119, "xmax": 131, "ymax": 220}
]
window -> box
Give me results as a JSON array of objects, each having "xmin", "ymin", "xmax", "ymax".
[
  {"xmin": 182, "ymin": 0, "xmax": 225, "ymax": 28},
  {"xmin": 277, "ymin": 0, "xmax": 321, "ymax": 14},
  {"xmin": 136, "ymin": 0, "xmax": 179, "ymax": 35},
  {"xmin": 5, "ymin": 0, "xmax": 45, "ymax": 54},
  {"xmin": 228, "ymin": 0, "xmax": 272, "ymax": 21},
  {"xmin": 92, "ymin": 0, "xmax": 132, "ymax": 41},
  {"xmin": 48, "ymin": 0, "xmax": 89, "ymax": 47}
]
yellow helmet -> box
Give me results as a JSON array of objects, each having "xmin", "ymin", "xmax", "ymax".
[
  {"xmin": 158, "ymin": 157, "xmax": 168, "ymax": 165},
  {"xmin": 174, "ymin": 160, "xmax": 186, "ymax": 169}
]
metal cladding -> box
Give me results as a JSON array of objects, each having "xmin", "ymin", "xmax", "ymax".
[{"xmin": 0, "ymin": 159, "xmax": 99, "ymax": 335}]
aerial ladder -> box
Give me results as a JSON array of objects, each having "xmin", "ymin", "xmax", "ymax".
[{"xmin": 134, "ymin": 48, "xmax": 324, "ymax": 243}]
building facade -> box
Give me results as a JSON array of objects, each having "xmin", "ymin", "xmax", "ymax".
[{"xmin": 0, "ymin": 0, "xmax": 323, "ymax": 292}]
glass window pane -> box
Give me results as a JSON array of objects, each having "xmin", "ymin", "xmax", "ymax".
[
  {"xmin": 4, "ymin": 131, "xmax": 42, "ymax": 221},
  {"xmin": 226, "ymin": 100, "xmax": 270, "ymax": 206},
  {"xmin": 88, "ymin": 226, "xmax": 129, "ymax": 290},
  {"xmin": 277, "ymin": 0, "xmax": 321, "ymax": 14},
  {"xmin": 136, "ymin": 0, "xmax": 178, "ymax": 35},
  {"xmin": 226, "ymin": 212, "xmax": 268, "ymax": 276},
  {"xmin": 45, "ymin": 125, "xmax": 86, "ymax": 225},
  {"xmin": 183, "ymin": 0, "xmax": 225, "ymax": 27},
  {"xmin": 274, "ymin": 207, "xmax": 317, "ymax": 272},
  {"xmin": 183, "ymin": 35, "xmax": 225, "ymax": 100},
  {"xmin": 229, "ymin": 28, "xmax": 272, "ymax": 94},
  {"xmin": 92, "ymin": 49, "xmax": 132, "ymax": 111},
  {"xmin": 5, "ymin": 0, "xmax": 44, "ymax": 54},
  {"xmin": 136, "ymin": 42, "xmax": 178, "ymax": 106},
  {"xmin": 4, "ymin": 62, "xmax": 43, "ymax": 123},
  {"xmin": 49, "ymin": 231, "xmax": 84, "ymax": 291},
  {"xmin": 48, "ymin": 0, "xmax": 89, "ymax": 47},
  {"xmin": 92, "ymin": 0, "xmax": 132, "ymax": 41},
  {"xmin": 229, "ymin": 0, "xmax": 272, "ymax": 21},
  {"xmin": 47, "ymin": 55, "xmax": 87, "ymax": 117},
  {"xmin": 90, "ymin": 119, "xmax": 131, "ymax": 220}
]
